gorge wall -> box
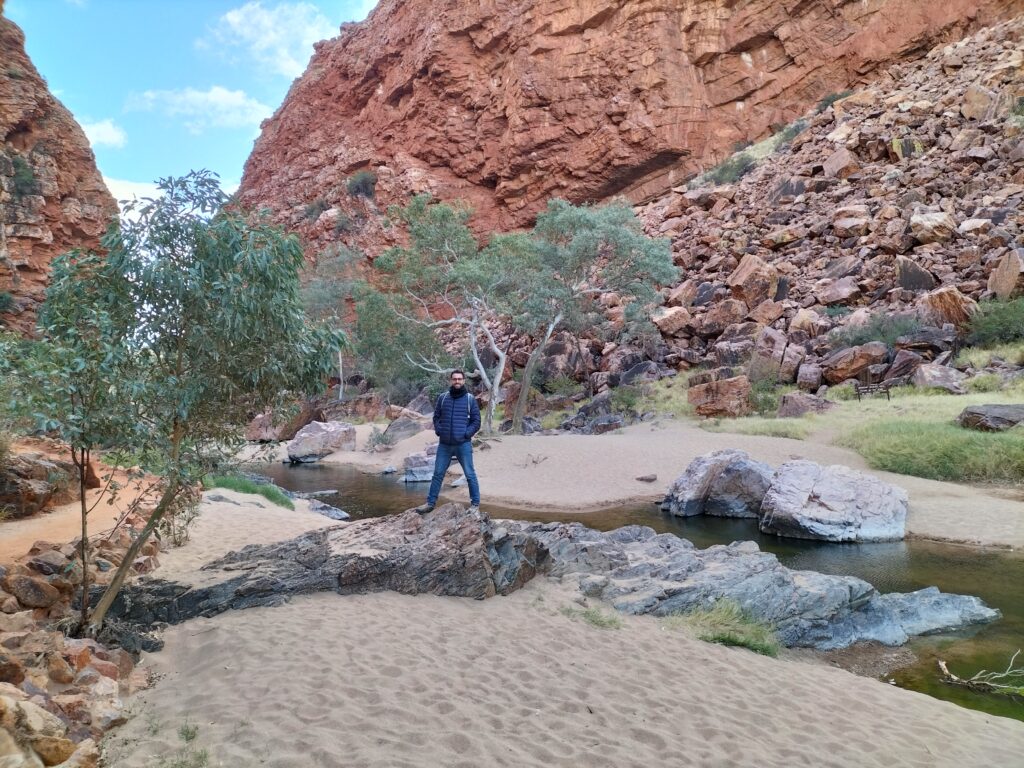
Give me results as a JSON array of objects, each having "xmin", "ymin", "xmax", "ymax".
[
  {"xmin": 0, "ymin": 15, "xmax": 116, "ymax": 334},
  {"xmin": 238, "ymin": 0, "xmax": 1024, "ymax": 250}
]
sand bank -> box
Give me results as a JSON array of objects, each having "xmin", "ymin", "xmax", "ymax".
[{"xmin": 104, "ymin": 493, "xmax": 1024, "ymax": 767}]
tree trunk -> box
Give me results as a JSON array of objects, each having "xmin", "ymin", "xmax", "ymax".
[
  {"xmin": 87, "ymin": 478, "xmax": 181, "ymax": 633},
  {"xmin": 72, "ymin": 447, "xmax": 90, "ymax": 630},
  {"xmin": 337, "ymin": 349, "xmax": 344, "ymax": 402},
  {"xmin": 511, "ymin": 317, "xmax": 560, "ymax": 434}
]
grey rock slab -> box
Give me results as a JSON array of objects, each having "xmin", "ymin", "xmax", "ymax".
[{"xmin": 759, "ymin": 461, "xmax": 908, "ymax": 542}]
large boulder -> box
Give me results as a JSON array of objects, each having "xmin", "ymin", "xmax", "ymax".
[
  {"xmin": 662, "ymin": 449, "xmax": 773, "ymax": 518},
  {"xmin": 986, "ymin": 249, "xmax": 1024, "ymax": 300},
  {"xmin": 726, "ymin": 254, "xmax": 779, "ymax": 308},
  {"xmin": 777, "ymin": 392, "xmax": 834, "ymax": 418},
  {"xmin": 0, "ymin": 455, "xmax": 78, "ymax": 519},
  {"xmin": 402, "ymin": 451, "xmax": 434, "ymax": 482},
  {"xmin": 957, "ymin": 404, "xmax": 1024, "ymax": 432},
  {"xmin": 911, "ymin": 363, "xmax": 967, "ymax": 394},
  {"xmin": 687, "ymin": 375, "xmax": 752, "ymax": 418},
  {"xmin": 918, "ymin": 286, "xmax": 977, "ymax": 329},
  {"xmin": 382, "ymin": 416, "xmax": 424, "ymax": 443},
  {"xmin": 820, "ymin": 341, "xmax": 889, "ymax": 384},
  {"xmin": 759, "ymin": 461, "xmax": 908, "ymax": 542},
  {"xmin": 1, "ymin": 575, "xmax": 60, "ymax": 609},
  {"xmin": 286, "ymin": 421, "xmax": 357, "ymax": 463},
  {"xmin": 651, "ymin": 305, "xmax": 691, "ymax": 335},
  {"xmin": 910, "ymin": 212, "xmax": 956, "ymax": 244}
]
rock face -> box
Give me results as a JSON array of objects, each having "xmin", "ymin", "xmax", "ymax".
[
  {"xmin": 1, "ymin": 17, "xmax": 117, "ymax": 334},
  {"xmin": 0, "ymin": 453, "xmax": 77, "ymax": 519},
  {"xmin": 237, "ymin": 0, "xmax": 1018, "ymax": 251},
  {"xmin": 661, "ymin": 449, "xmax": 772, "ymax": 518},
  {"xmin": 286, "ymin": 421, "xmax": 357, "ymax": 463},
  {"xmin": 957, "ymin": 404, "xmax": 1024, "ymax": 432},
  {"xmin": 515, "ymin": 522, "xmax": 997, "ymax": 650},
  {"xmin": 759, "ymin": 461, "xmax": 908, "ymax": 542},
  {"xmin": 109, "ymin": 505, "xmax": 997, "ymax": 652}
]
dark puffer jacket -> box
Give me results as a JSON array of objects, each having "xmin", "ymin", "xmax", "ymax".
[{"xmin": 433, "ymin": 390, "xmax": 481, "ymax": 445}]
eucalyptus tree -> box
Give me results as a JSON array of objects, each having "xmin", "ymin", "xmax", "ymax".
[
  {"xmin": 74, "ymin": 170, "xmax": 341, "ymax": 632},
  {"xmin": 373, "ymin": 195, "xmax": 520, "ymax": 433},
  {"xmin": 492, "ymin": 200, "xmax": 677, "ymax": 433},
  {"xmin": 301, "ymin": 245, "xmax": 360, "ymax": 400}
]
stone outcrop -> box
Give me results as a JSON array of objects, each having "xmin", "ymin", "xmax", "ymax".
[
  {"xmin": 286, "ymin": 420, "xmax": 356, "ymax": 463},
  {"xmin": 957, "ymin": 404, "xmax": 1024, "ymax": 431},
  {"xmin": 0, "ymin": 453, "xmax": 78, "ymax": 519},
  {"xmin": 663, "ymin": 450, "xmax": 909, "ymax": 542},
  {"xmin": 108, "ymin": 504, "xmax": 997, "ymax": 652},
  {"xmin": 1, "ymin": 17, "xmax": 116, "ymax": 334},
  {"xmin": 237, "ymin": 0, "xmax": 1020, "ymax": 255}
]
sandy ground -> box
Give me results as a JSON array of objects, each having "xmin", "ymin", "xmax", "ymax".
[
  {"xmin": 248, "ymin": 420, "xmax": 1024, "ymax": 548},
  {"xmin": 104, "ymin": 493, "xmax": 1024, "ymax": 768}
]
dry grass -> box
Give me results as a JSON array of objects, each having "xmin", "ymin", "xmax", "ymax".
[
  {"xmin": 637, "ymin": 378, "xmax": 694, "ymax": 419},
  {"xmin": 560, "ymin": 605, "xmax": 623, "ymax": 629},
  {"xmin": 957, "ymin": 342, "xmax": 1024, "ymax": 369},
  {"xmin": 701, "ymin": 416, "xmax": 813, "ymax": 440},
  {"xmin": 663, "ymin": 600, "xmax": 780, "ymax": 657}
]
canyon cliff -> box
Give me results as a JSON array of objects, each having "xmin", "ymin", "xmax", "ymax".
[
  {"xmin": 238, "ymin": 0, "xmax": 1023, "ymax": 249},
  {"xmin": 0, "ymin": 15, "xmax": 116, "ymax": 334}
]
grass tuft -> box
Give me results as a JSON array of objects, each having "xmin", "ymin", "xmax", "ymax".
[
  {"xmin": 968, "ymin": 299, "xmax": 1024, "ymax": 347},
  {"xmin": 957, "ymin": 342, "xmax": 1024, "ymax": 368},
  {"xmin": 203, "ymin": 475, "xmax": 295, "ymax": 510},
  {"xmin": 701, "ymin": 416, "xmax": 812, "ymax": 440},
  {"xmin": 664, "ymin": 600, "xmax": 780, "ymax": 656},
  {"xmin": 838, "ymin": 420, "xmax": 1024, "ymax": 483},
  {"xmin": 560, "ymin": 605, "xmax": 623, "ymax": 629},
  {"xmin": 830, "ymin": 313, "xmax": 924, "ymax": 348},
  {"xmin": 636, "ymin": 378, "xmax": 693, "ymax": 419}
]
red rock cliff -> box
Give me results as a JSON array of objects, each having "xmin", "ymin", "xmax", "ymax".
[
  {"xmin": 0, "ymin": 15, "xmax": 117, "ymax": 334},
  {"xmin": 239, "ymin": 0, "xmax": 1023, "ymax": 244}
]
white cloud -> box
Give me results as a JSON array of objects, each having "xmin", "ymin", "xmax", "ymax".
[
  {"xmin": 103, "ymin": 177, "xmax": 163, "ymax": 217},
  {"xmin": 126, "ymin": 86, "xmax": 272, "ymax": 134},
  {"xmin": 349, "ymin": 0, "xmax": 378, "ymax": 22},
  {"xmin": 201, "ymin": 1, "xmax": 336, "ymax": 78},
  {"xmin": 81, "ymin": 119, "xmax": 127, "ymax": 149}
]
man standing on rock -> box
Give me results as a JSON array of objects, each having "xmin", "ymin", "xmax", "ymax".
[{"xmin": 414, "ymin": 370, "xmax": 481, "ymax": 514}]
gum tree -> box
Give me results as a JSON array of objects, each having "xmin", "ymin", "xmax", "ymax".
[{"xmin": 80, "ymin": 170, "xmax": 340, "ymax": 632}]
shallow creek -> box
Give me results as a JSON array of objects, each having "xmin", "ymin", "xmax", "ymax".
[{"xmin": 257, "ymin": 462, "xmax": 1024, "ymax": 722}]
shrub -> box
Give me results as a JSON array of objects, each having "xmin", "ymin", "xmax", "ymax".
[
  {"xmin": 815, "ymin": 90, "xmax": 853, "ymax": 114},
  {"xmin": 702, "ymin": 152, "xmax": 757, "ymax": 186},
  {"xmin": 839, "ymin": 420, "xmax": 1024, "ymax": 483},
  {"xmin": 610, "ymin": 384, "xmax": 640, "ymax": 414},
  {"xmin": 333, "ymin": 212, "xmax": 353, "ymax": 235},
  {"xmin": 303, "ymin": 199, "xmax": 329, "ymax": 221},
  {"xmin": 11, "ymin": 155, "xmax": 37, "ymax": 197},
  {"xmin": 957, "ymin": 342, "xmax": 1024, "ymax": 368},
  {"xmin": 664, "ymin": 600, "xmax": 780, "ymax": 657},
  {"xmin": 539, "ymin": 410, "xmax": 570, "ymax": 430},
  {"xmin": 773, "ymin": 119, "xmax": 807, "ymax": 147},
  {"xmin": 965, "ymin": 373, "xmax": 1003, "ymax": 393},
  {"xmin": 347, "ymin": 170, "xmax": 377, "ymax": 199},
  {"xmin": 1013, "ymin": 96, "xmax": 1024, "ymax": 118},
  {"xmin": 366, "ymin": 425, "xmax": 396, "ymax": 450},
  {"xmin": 203, "ymin": 475, "xmax": 295, "ymax": 510},
  {"xmin": 747, "ymin": 370, "xmax": 783, "ymax": 416},
  {"xmin": 0, "ymin": 430, "xmax": 10, "ymax": 471},
  {"xmin": 967, "ymin": 299, "xmax": 1024, "ymax": 347},
  {"xmin": 560, "ymin": 605, "xmax": 623, "ymax": 629},
  {"xmin": 831, "ymin": 313, "xmax": 924, "ymax": 348},
  {"xmin": 636, "ymin": 378, "xmax": 692, "ymax": 419},
  {"xmin": 0, "ymin": 292, "xmax": 14, "ymax": 314},
  {"xmin": 542, "ymin": 374, "xmax": 581, "ymax": 397},
  {"xmin": 823, "ymin": 305, "xmax": 850, "ymax": 318}
]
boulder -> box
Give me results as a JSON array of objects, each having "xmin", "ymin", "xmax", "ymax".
[
  {"xmin": 687, "ymin": 375, "xmax": 751, "ymax": 418},
  {"xmin": 1, "ymin": 576, "xmax": 60, "ymax": 609},
  {"xmin": 286, "ymin": 421, "xmax": 356, "ymax": 463},
  {"xmin": 894, "ymin": 326, "xmax": 957, "ymax": 359},
  {"xmin": 796, "ymin": 363, "xmax": 823, "ymax": 392},
  {"xmin": 777, "ymin": 392, "xmax": 834, "ymax": 418},
  {"xmin": 0, "ymin": 455, "xmax": 77, "ymax": 519},
  {"xmin": 820, "ymin": 341, "xmax": 888, "ymax": 384},
  {"xmin": 895, "ymin": 256, "xmax": 936, "ymax": 291},
  {"xmin": 788, "ymin": 308, "xmax": 824, "ymax": 337},
  {"xmin": 759, "ymin": 461, "xmax": 908, "ymax": 542},
  {"xmin": 662, "ymin": 450, "xmax": 773, "ymax": 518},
  {"xmin": 0, "ymin": 652, "xmax": 25, "ymax": 685},
  {"xmin": 956, "ymin": 405, "xmax": 1024, "ymax": 432},
  {"xmin": 911, "ymin": 363, "xmax": 967, "ymax": 394},
  {"xmin": 884, "ymin": 349, "xmax": 924, "ymax": 381},
  {"xmin": 651, "ymin": 305, "xmax": 691, "ymax": 335},
  {"xmin": 695, "ymin": 299, "xmax": 748, "ymax": 337},
  {"xmin": 910, "ymin": 212, "xmax": 956, "ymax": 244},
  {"xmin": 823, "ymin": 148, "xmax": 859, "ymax": 179},
  {"xmin": 244, "ymin": 411, "xmax": 279, "ymax": 442},
  {"xmin": 726, "ymin": 254, "xmax": 779, "ymax": 308},
  {"xmin": 986, "ymin": 249, "xmax": 1024, "ymax": 300},
  {"xmin": 402, "ymin": 451, "xmax": 434, "ymax": 483},
  {"xmin": 779, "ymin": 345, "xmax": 806, "ymax": 384},
  {"xmin": 832, "ymin": 217, "xmax": 870, "ymax": 238},
  {"xmin": 816, "ymin": 277, "xmax": 861, "ymax": 305},
  {"xmin": 960, "ymin": 83, "xmax": 996, "ymax": 120},
  {"xmin": 918, "ymin": 286, "xmax": 977, "ymax": 329},
  {"xmin": 382, "ymin": 416, "xmax": 424, "ymax": 444}
]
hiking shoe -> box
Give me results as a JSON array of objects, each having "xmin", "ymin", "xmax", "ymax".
[
  {"xmin": 467, "ymin": 504, "xmax": 480, "ymax": 514},
  {"xmin": 413, "ymin": 503, "xmax": 435, "ymax": 514}
]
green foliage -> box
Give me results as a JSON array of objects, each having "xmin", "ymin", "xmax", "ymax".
[
  {"xmin": 347, "ymin": 170, "xmax": 377, "ymax": 199},
  {"xmin": 830, "ymin": 313, "xmax": 924, "ymax": 348},
  {"xmin": 0, "ymin": 430, "xmax": 10, "ymax": 472},
  {"xmin": 823, "ymin": 305, "xmax": 851, "ymax": 318},
  {"xmin": 178, "ymin": 720, "xmax": 199, "ymax": 743},
  {"xmin": 366, "ymin": 425, "xmax": 396, "ymax": 450},
  {"xmin": 203, "ymin": 475, "xmax": 294, "ymax": 510},
  {"xmin": 965, "ymin": 373, "xmax": 1004, "ymax": 393},
  {"xmin": 1012, "ymin": 96, "xmax": 1024, "ymax": 117},
  {"xmin": 609, "ymin": 384, "xmax": 640, "ymax": 414},
  {"xmin": 815, "ymin": 90, "xmax": 853, "ymax": 114},
  {"xmin": 542, "ymin": 374, "xmax": 581, "ymax": 397},
  {"xmin": 747, "ymin": 375, "xmax": 782, "ymax": 416},
  {"xmin": 701, "ymin": 152, "xmax": 756, "ymax": 186},
  {"xmin": 957, "ymin": 342, "xmax": 1024, "ymax": 369},
  {"xmin": 304, "ymin": 199, "xmax": 329, "ymax": 221},
  {"xmin": 664, "ymin": 600, "xmax": 780, "ymax": 657},
  {"xmin": 333, "ymin": 211, "xmax": 353, "ymax": 235},
  {"xmin": 0, "ymin": 292, "xmax": 14, "ymax": 313},
  {"xmin": 773, "ymin": 119, "xmax": 807, "ymax": 147},
  {"xmin": 560, "ymin": 605, "xmax": 623, "ymax": 629},
  {"xmin": 11, "ymin": 155, "xmax": 37, "ymax": 197},
  {"xmin": 967, "ymin": 299, "xmax": 1024, "ymax": 347},
  {"xmin": 839, "ymin": 420, "xmax": 1024, "ymax": 483}
]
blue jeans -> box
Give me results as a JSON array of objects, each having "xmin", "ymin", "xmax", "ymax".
[{"xmin": 427, "ymin": 441, "xmax": 480, "ymax": 506}]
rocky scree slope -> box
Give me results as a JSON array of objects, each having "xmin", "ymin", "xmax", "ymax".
[
  {"xmin": 237, "ymin": 0, "xmax": 1021, "ymax": 257},
  {"xmin": 621, "ymin": 18, "xmax": 1024, "ymax": 408},
  {"xmin": 0, "ymin": 16, "xmax": 116, "ymax": 335}
]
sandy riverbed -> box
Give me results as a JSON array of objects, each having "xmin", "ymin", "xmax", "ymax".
[
  {"xmin": 103, "ymin": 491, "xmax": 1024, "ymax": 767},
  {"xmin": 244, "ymin": 420, "xmax": 1024, "ymax": 548}
]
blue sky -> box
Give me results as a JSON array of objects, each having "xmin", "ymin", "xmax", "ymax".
[{"xmin": 5, "ymin": 0, "xmax": 375, "ymax": 204}]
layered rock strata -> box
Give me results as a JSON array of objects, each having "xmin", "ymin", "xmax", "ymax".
[{"xmin": 0, "ymin": 17, "xmax": 116, "ymax": 333}]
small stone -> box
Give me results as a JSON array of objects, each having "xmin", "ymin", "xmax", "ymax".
[
  {"xmin": 45, "ymin": 653, "xmax": 74, "ymax": 685},
  {"xmin": 635, "ymin": 474, "xmax": 657, "ymax": 483},
  {"xmin": 2, "ymin": 577, "xmax": 60, "ymax": 610}
]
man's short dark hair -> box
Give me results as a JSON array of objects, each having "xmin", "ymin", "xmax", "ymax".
[{"xmin": 450, "ymin": 369, "xmax": 465, "ymax": 379}]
